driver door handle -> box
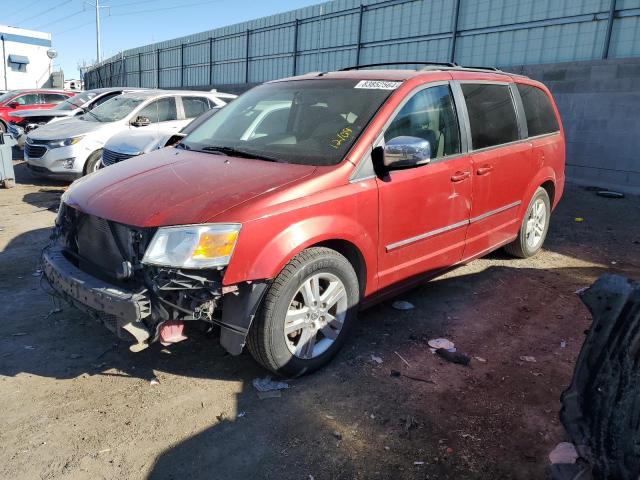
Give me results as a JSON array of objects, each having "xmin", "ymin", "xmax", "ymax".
[
  {"xmin": 476, "ymin": 164, "xmax": 494, "ymax": 175},
  {"xmin": 450, "ymin": 171, "xmax": 470, "ymax": 182}
]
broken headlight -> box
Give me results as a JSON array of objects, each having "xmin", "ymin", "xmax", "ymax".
[{"xmin": 142, "ymin": 224, "xmax": 241, "ymax": 269}]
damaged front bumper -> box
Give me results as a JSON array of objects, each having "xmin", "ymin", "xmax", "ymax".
[{"xmin": 42, "ymin": 245, "xmax": 268, "ymax": 354}]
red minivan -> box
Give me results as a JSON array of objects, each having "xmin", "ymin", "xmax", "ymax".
[
  {"xmin": 0, "ymin": 89, "xmax": 73, "ymax": 132},
  {"xmin": 42, "ymin": 64, "xmax": 564, "ymax": 376}
]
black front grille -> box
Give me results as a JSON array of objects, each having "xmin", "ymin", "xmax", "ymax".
[
  {"xmin": 26, "ymin": 144, "xmax": 47, "ymax": 158},
  {"xmin": 102, "ymin": 148, "xmax": 135, "ymax": 166},
  {"xmin": 76, "ymin": 214, "xmax": 128, "ymax": 282}
]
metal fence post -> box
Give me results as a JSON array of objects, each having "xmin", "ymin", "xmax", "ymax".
[
  {"xmin": 355, "ymin": 4, "xmax": 364, "ymax": 66},
  {"xmin": 602, "ymin": 0, "xmax": 617, "ymax": 59},
  {"xmin": 180, "ymin": 43, "xmax": 185, "ymax": 87},
  {"xmin": 209, "ymin": 37, "xmax": 214, "ymax": 86},
  {"xmin": 449, "ymin": 0, "xmax": 461, "ymax": 63},
  {"xmin": 156, "ymin": 49, "xmax": 160, "ymax": 88},
  {"xmin": 138, "ymin": 52, "xmax": 142, "ymax": 87},
  {"xmin": 245, "ymin": 29, "xmax": 251, "ymax": 84},
  {"xmin": 292, "ymin": 19, "xmax": 299, "ymax": 76}
]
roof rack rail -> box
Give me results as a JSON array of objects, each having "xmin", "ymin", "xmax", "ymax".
[
  {"xmin": 340, "ymin": 61, "xmax": 457, "ymax": 71},
  {"xmin": 418, "ymin": 64, "xmax": 504, "ymax": 73}
]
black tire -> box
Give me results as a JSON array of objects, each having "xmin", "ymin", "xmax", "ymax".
[
  {"xmin": 83, "ymin": 149, "xmax": 103, "ymax": 175},
  {"xmin": 247, "ymin": 247, "xmax": 359, "ymax": 377},
  {"xmin": 504, "ymin": 187, "xmax": 551, "ymax": 258}
]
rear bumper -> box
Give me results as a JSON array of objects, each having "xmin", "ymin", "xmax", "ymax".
[{"xmin": 42, "ymin": 247, "xmax": 152, "ymax": 347}]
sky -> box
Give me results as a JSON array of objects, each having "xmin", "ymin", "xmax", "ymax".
[{"xmin": 2, "ymin": 0, "xmax": 322, "ymax": 79}]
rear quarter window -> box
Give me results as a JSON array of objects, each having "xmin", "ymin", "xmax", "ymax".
[
  {"xmin": 461, "ymin": 83, "xmax": 519, "ymax": 150},
  {"xmin": 517, "ymin": 84, "xmax": 559, "ymax": 137}
]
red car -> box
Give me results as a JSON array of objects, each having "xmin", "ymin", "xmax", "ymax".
[
  {"xmin": 0, "ymin": 89, "xmax": 73, "ymax": 132},
  {"xmin": 42, "ymin": 63, "xmax": 564, "ymax": 376}
]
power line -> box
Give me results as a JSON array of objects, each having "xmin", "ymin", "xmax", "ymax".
[
  {"xmin": 4, "ymin": 0, "xmax": 41, "ymax": 21},
  {"xmin": 108, "ymin": 0, "xmax": 219, "ymax": 17},
  {"xmin": 14, "ymin": 0, "xmax": 74, "ymax": 26},
  {"xmin": 35, "ymin": 9, "xmax": 87, "ymax": 30},
  {"xmin": 52, "ymin": 20, "xmax": 94, "ymax": 36}
]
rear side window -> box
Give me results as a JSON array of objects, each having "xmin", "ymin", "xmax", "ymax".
[
  {"xmin": 517, "ymin": 84, "xmax": 559, "ymax": 137},
  {"xmin": 182, "ymin": 96, "xmax": 211, "ymax": 119},
  {"xmin": 461, "ymin": 83, "xmax": 519, "ymax": 150},
  {"xmin": 42, "ymin": 93, "xmax": 68, "ymax": 104}
]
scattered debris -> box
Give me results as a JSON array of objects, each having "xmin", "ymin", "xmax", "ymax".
[
  {"xmin": 257, "ymin": 390, "xmax": 282, "ymax": 400},
  {"xmin": 474, "ymin": 356, "xmax": 487, "ymax": 363},
  {"xmin": 24, "ymin": 345, "xmax": 35, "ymax": 350},
  {"xmin": 44, "ymin": 308, "xmax": 62, "ymax": 319},
  {"xmin": 549, "ymin": 442, "xmax": 579, "ymax": 464},
  {"xmin": 390, "ymin": 369, "xmax": 401, "ymax": 377},
  {"xmin": 560, "ymin": 341, "xmax": 567, "ymax": 348},
  {"xmin": 149, "ymin": 377, "xmax": 160, "ymax": 386},
  {"xmin": 394, "ymin": 351, "xmax": 411, "ymax": 368},
  {"xmin": 428, "ymin": 338, "xmax": 455, "ymax": 351},
  {"xmin": 11, "ymin": 332, "xmax": 28, "ymax": 336},
  {"xmin": 400, "ymin": 415, "xmax": 419, "ymax": 431},
  {"xmin": 237, "ymin": 411, "xmax": 246, "ymax": 418},
  {"xmin": 392, "ymin": 300, "xmax": 414, "ymax": 310},
  {"xmin": 436, "ymin": 348, "xmax": 470, "ymax": 366},
  {"xmin": 520, "ymin": 355, "xmax": 537, "ymax": 363},
  {"xmin": 332, "ymin": 430, "xmax": 342, "ymax": 440},
  {"xmin": 370, "ymin": 355, "xmax": 383, "ymax": 364},
  {"xmin": 69, "ymin": 354, "xmax": 82, "ymax": 359},
  {"xmin": 574, "ymin": 217, "xmax": 584, "ymax": 222},
  {"xmin": 252, "ymin": 376, "xmax": 289, "ymax": 392},
  {"xmin": 574, "ymin": 287, "xmax": 588, "ymax": 295},
  {"xmin": 98, "ymin": 448, "xmax": 111, "ymax": 454},
  {"xmin": 597, "ymin": 190, "xmax": 624, "ymax": 199},
  {"xmin": 390, "ymin": 369, "xmax": 434, "ymax": 383},
  {"xmin": 31, "ymin": 269, "xmax": 42, "ymax": 277},
  {"xmin": 216, "ymin": 412, "xmax": 227, "ymax": 422},
  {"xmin": 414, "ymin": 461, "xmax": 424, "ymax": 465}
]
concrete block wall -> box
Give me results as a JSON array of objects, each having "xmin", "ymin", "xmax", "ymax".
[{"xmin": 506, "ymin": 58, "xmax": 640, "ymax": 194}]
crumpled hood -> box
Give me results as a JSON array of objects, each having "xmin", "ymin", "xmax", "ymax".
[
  {"xmin": 64, "ymin": 148, "xmax": 317, "ymax": 227},
  {"xmin": 27, "ymin": 117, "xmax": 108, "ymax": 140},
  {"xmin": 10, "ymin": 109, "xmax": 74, "ymax": 119}
]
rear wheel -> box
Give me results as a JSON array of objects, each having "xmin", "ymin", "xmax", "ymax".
[
  {"xmin": 83, "ymin": 149, "xmax": 103, "ymax": 175},
  {"xmin": 504, "ymin": 187, "xmax": 551, "ymax": 258},
  {"xmin": 247, "ymin": 247, "xmax": 359, "ymax": 377}
]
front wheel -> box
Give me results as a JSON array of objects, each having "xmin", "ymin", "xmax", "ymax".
[
  {"xmin": 504, "ymin": 187, "xmax": 551, "ymax": 258},
  {"xmin": 83, "ymin": 149, "xmax": 103, "ymax": 175},
  {"xmin": 247, "ymin": 247, "xmax": 360, "ymax": 377}
]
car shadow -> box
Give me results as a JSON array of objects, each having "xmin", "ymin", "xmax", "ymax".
[{"xmin": 11, "ymin": 154, "xmax": 70, "ymax": 189}]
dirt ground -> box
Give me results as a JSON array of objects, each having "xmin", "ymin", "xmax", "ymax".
[{"xmin": 1, "ymin": 156, "xmax": 639, "ymax": 480}]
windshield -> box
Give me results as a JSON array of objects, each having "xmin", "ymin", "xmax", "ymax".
[
  {"xmin": 181, "ymin": 79, "xmax": 397, "ymax": 165},
  {"xmin": 0, "ymin": 91, "xmax": 17, "ymax": 104},
  {"xmin": 54, "ymin": 91, "xmax": 97, "ymax": 111},
  {"xmin": 82, "ymin": 96, "xmax": 144, "ymax": 122}
]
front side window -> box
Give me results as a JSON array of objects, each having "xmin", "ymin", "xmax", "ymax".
[
  {"xmin": 13, "ymin": 93, "xmax": 40, "ymax": 105},
  {"xmin": 55, "ymin": 91, "xmax": 98, "ymax": 111},
  {"xmin": 182, "ymin": 96, "xmax": 212, "ymax": 119},
  {"xmin": 384, "ymin": 84, "xmax": 461, "ymax": 161},
  {"xmin": 462, "ymin": 83, "xmax": 519, "ymax": 150},
  {"xmin": 182, "ymin": 79, "xmax": 396, "ymax": 166},
  {"xmin": 517, "ymin": 84, "xmax": 559, "ymax": 137},
  {"xmin": 137, "ymin": 97, "xmax": 178, "ymax": 123}
]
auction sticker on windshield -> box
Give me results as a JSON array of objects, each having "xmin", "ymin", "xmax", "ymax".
[{"xmin": 354, "ymin": 80, "xmax": 402, "ymax": 90}]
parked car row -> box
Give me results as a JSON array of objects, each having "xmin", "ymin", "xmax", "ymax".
[
  {"xmin": 17, "ymin": 89, "xmax": 235, "ymax": 180},
  {"xmin": 40, "ymin": 64, "xmax": 566, "ymax": 376}
]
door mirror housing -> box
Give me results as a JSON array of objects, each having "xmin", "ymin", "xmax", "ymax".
[
  {"xmin": 131, "ymin": 116, "xmax": 151, "ymax": 127},
  {"xmin": 383, "ymin": 136, "xmax": 432, "ymax": 169},
  {"xmin": 8, "ymin": 101, "xmax": 19, "ymax": 109}
]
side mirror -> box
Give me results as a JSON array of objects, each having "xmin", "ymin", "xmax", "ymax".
[
  {"xmin": 383, "ymin": 136, "xmax": 432, "ymax": 169},
  {"xmin": 131, "ymin": 116, "xmax": 151, "ymax": 127},
  {"xmin": 8, "ymin": 101, "xmax": 19, "ymax": 109},
  {"xmin": 164, "ymin": 132, "xmax": 187, "ymax": 148}
]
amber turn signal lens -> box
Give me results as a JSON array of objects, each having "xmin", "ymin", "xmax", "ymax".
[{"xmin": 193, "ymin": 231, "xmax": 239, "ymax": 259}]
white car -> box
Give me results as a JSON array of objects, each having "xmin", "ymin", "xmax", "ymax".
[{"xmin": 25, "ymin": 90, "xmax": 230, "ymax": 180}]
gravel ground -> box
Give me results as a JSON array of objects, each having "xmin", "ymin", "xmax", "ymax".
[{"xmin": 1, "ymin": 158, "xmax": 639, "ymax": 480}]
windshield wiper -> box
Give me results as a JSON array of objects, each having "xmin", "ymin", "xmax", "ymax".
[{"xmin": 199, "ymin": 145, "xmax": 280, "ymax": 162}]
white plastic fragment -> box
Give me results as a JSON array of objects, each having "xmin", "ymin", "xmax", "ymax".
[
  {"xmin": 252, "ymin": 376, "xmax": 289, "ymax": 392},
  {"xmin": 370, "ymin": 355, "xmax": 383, "ymax": 364},
  {"xmin": 392, "ymin": 300, "xmax": 414, "ymax": 310},
  {"xmin": 520, "ymin": 355, "xmax": 537, "ymax": 363},
  {"xmin": 549, "ymin": 442, "xmax": 579, "ymax": 464},
  {"xmin": 428, "ymin": 338, "xmax": 455, "ymax": 350}
]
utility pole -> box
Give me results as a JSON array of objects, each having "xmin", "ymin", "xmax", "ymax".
[{"xmin": 85, "ymin": 1, "xmax": 109, "ymax": 63}]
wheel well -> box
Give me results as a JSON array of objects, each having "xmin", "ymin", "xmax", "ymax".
[
  {"xmin": 83, "ymin": 148, "xmax": 103, "ymax": 175},
  {"xmin": 541, "ymin": 180, "xmax": 555, "ymax": 205},
  {"xmin": 313, "ymin": 239, "xmax": 366, "ymax": 297}
]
